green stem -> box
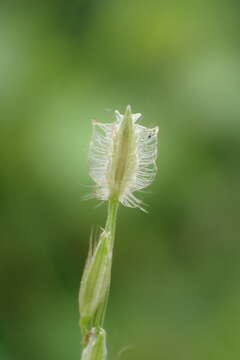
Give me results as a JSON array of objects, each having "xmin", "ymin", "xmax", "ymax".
[
  {"xmin": 105, "ymin": 200, "xmax": 119, "ymax": 247},
  {"xmin": 95, "ymin": 199, "xmax": 119, "ymax": 328}
]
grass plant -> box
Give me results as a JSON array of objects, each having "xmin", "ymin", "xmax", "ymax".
[{"xmin": 79, "ymin": 106, "xmax": 159, "ymax": 359}]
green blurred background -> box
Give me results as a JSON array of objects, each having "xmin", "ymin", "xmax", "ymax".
[{"xmin": 1, "ymin": 0, "xmax": 240, "ymax": 359}]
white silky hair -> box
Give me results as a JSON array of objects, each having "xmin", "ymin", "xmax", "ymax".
[{"xmin": 88, "ymin": 107, "xmax": 159, "ymax": 210}]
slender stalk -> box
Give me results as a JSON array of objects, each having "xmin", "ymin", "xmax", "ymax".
[
  {"xmin": 105, "ymin": 200, "xmax": 119, "ymax": 247},
  {"xmin": 98, "ymin": 200, "xmax": 119, "ymax": 328}
]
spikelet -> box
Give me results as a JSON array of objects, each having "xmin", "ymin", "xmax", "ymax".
[{"xmin": 88, "ymin": 105, "xmax": 159, "ymax": 210}]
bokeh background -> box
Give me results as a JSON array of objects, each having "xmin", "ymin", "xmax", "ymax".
[{"xmin": 1, "ymin": 0, "xmax": 240, "ymax": 359}]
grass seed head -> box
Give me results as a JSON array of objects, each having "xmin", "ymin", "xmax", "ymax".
[{"xmin": 89, "ymin": 105, "xmax": 159, "ymax": 210}]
